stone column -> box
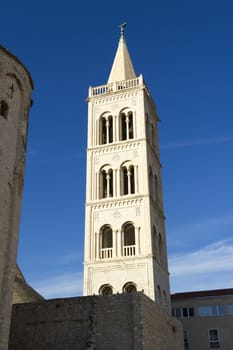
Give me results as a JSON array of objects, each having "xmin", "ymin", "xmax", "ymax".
[{"xmin": 0, "ymin": 46, "xmax": 33, "ymax": 350}]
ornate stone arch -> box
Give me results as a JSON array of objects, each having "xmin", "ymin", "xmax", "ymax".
[
  {"xmin": 120, "ymin": 160, "xmax": 135, "ymax": 195},
  {"xmin": 99, "ymin": 164, "xmax": 113, "ymax": 199},
  {"xmin": 119, "ymin": 107, "xmax": 134, "ymax": 140},
  {"xmin": 99, "ymin": 111, "xmax": 113, "ymax": 145},
  {"xmin": 123, "ymin": 281, "xmax": 137, "ymax": 293},
  {"xmin": 99, "ymin": 284, "xmax": 113, "ymax": 295}
]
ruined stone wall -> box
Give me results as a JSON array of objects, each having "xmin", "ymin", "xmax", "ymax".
[
  {"xmin": 0, "ymin": 46, "xmax": 33, "ymax": 350},
  {"xmin": 9, "ymin": 293, "xmax": 183, "ymax": 350}
]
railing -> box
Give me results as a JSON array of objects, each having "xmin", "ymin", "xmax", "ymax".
[
  {"xmin": 100, "ymin": 247, "xmax": 113, "ymax": 259},
  {"xmin": 123, "ymin": 245, "xmax": 136, "ymax": 257},
  {"xmin": 89, "ymin": 75, "xmax": 143, "ymax": 97}
]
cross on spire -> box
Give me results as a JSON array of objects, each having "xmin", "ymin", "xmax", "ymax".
[{"xmin": 119, "ymin": 22, "xmax": 127, "ymax": 37}]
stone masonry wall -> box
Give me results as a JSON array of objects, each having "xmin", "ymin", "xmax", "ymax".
[
  {"xmin": 0, "ymin": 45, "xmax": 33, "ymax": 350},
  {"xmin": 9, "ymin": 293, "xmax": 183, "ymax": 350}
]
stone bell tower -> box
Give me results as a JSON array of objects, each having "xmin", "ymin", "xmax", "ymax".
[
  {"xmin": 0, "ymin": 45, "xmax": 33, "ymax": 350},
  {"xmin": 83, "ymin": 25, "xmax": 170, "ymax": 309}
]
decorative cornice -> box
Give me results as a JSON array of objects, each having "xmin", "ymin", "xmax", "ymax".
[
  {"xmin": 87, "ymin": 196, "xmax": 144, "ymax": 210},
  {"xmin": 92, "ymin": 91, "xmax": 138, "ymax": 105},
  {"xmin": 90, "ymin": 140, "xmax": 141, "ymax": 155}
]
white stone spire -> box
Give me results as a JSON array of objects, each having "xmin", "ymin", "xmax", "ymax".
[{"xmin": 107, "ymin": 23, "xmax": 136, "ymax": 83}]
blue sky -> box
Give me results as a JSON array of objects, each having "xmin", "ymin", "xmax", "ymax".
[{"xmin": 2, "ymin": 0, "xmax": 233, "ymax": 298}]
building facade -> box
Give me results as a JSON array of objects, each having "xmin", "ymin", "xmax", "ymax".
[
  {"xmin": 171, "ymin": 288, "xmax": 233, "ymax": 350},
  {"xmin": 0, "ymin": 45, "xmax": 33, "ymax": 350},
  {"xmin": 83, "ymin": 26, "xmax": 170, "ymax": 308}
]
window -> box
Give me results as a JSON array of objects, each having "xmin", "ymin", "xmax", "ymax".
[
  {"xmin": 100, "ymin": 225, "xmax": 113, "ymax": 259},
  {"xmin": 0, "ymin": 100, "xmax": 9, "ymax": 120},
  {"xmin": 154, "ymin": 175, "xmax": 159, "ymax": 203},
  {"xmin": 227, "ymin": 304, "xmax": 233, "ymax": 315},
  {"xmin": 152, "ymin": 226, "xmax": 157, "ymax": 256},
  {"xmin": 121, "ymin": 164, "xmax": 135, "ymax": 195},
  {"xmin": 184, "ymin": 330, "xmax": 189, "ymax": 350},
  {"xmin": 123, "ymin": 223, "xmax": 135, "ymax": 256},
  {"xmin": 149, "ymin": 166, "xmax": 153, "ymax": 198},
  {"xmin": 123, "ymin": 282, "xmax": 137, "ymax": 293},
  {"xmin": 209, "ymin": 329, "xmax": 220, "ymax": 349},
  {"xmin": 100, "ymin": 166, "xmax": 113, "ymax": 198},
  {"xmin": 157, "ymin": 285, "xmax": 161, "ymax": 303},
  {"xmin": 198, "ymin": 305, "xmax": 224, "ymax": 317},
  {"xmin": 120, "ymin": 111, "xmax": 134, "ymax": 140},
  {"xmin": 172, "ymin": 307, "xmax": 195, "ymax": 318},
  {"xmin": 100, "ymin": 115, "xmax": 113, "ymax": 144},
  {"xmin": 158, "ymin": 233, "xmax": 162, "ymax": 260},
  {"xmin": 99, "ymin": 284, "xmax": 113, "ymax": 295}
]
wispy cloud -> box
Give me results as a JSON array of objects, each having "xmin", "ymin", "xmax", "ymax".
[
  {"xmin": 30, "ymin": 271, "xmax": 83, "ymax": 299},
  {"xmin": 168, "ymin": 212, "xmax": 233, "ymax": 248},
  {"xmin": 169, "ymin": 239, "xmax": 233, "ymax": 292},
  {"xmin": 161, "ymin": 135, "xmax": 233, "ymax": 149}
]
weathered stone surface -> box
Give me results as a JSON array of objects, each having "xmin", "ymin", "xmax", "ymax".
[
  {"xmin": 13, "ymin": 265, "xmax": 44, "ymax": 304},
  {"xmin": 9, "ymin": 293, "xmax": 184, "ymax": 350},
  {"xmin": 0, "ymin": 45, "xmax": 33, "ymax": 350}
]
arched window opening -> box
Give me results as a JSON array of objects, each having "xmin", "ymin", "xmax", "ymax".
[
  {"xmin": 108, "ymin": 116, "xmax": 113, "ymax": 143},
  {"xmin": 151, "ymin": 124, "xmax": 155, "ymax": 147},
  {"xmin": 121, "ymin": 164, "xmax": 135, "ymax": 196},
  {"xmin": 153, "ymin": 226, "xmax": 157, "ymax": 256},
  {"xmin": 0, "ymin": 100, "xmax": 9, "ymax": 120},
  {"xmin": 120, "ymin": 110, "xmax": 134, "ymax": 141},
  {"xmin": 158, "ymin": 233, "xmax": 162, "ymax": 260},
  {"xmin": 100, "ymin": 225, "xmax": 113, "ymax": 259},
  {"xmin": 99, "ymin": 284, "xmax": 113, "ymax": 295},
  {"xmin": 122, "ymin": 166, "xmax": 128, "ymax": 195},
  {"xmin": 146, "ymin": 115, "xmax": 150, "ymax": 141},
  {"xmin": 100, "ymin": 168, "xmax": 113, "ymax": 199},
  {"xmin": 123, "ymin": 223, "xmax": 135, "ymax": 256},
  {"xmin": 154, "ymin": 175, "xmax": 158, "ymax": 203},
  {"xmin": 157, "ymin": 285, "xmax": 161, "ymax": 303},
  {"xmin": 100, "ymin": 115, "xmax": 113, "ymax": 145},
  {"xmin": 129, "ymin": 166, "xmax": 135, "ymax": 194},
  {"xmin": 128, "ymin": 112, "xmax": 134, "ymax": 139},
  {"xmin": 149, "ymin": 166, "xmax": 153, "ymax": 198},
  {"xmin": 123, "ymin": 282, "xmax": 137, "ymax": 293}
]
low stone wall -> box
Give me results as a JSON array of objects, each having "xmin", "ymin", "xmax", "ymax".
[{"xmin": 9, "ymin": 293, "xmax": 183, "ymax": 350}]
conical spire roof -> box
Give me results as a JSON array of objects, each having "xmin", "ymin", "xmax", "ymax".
[{"xmin": 107, "ymin": 24, "xmax": 136, "ymax": 83}]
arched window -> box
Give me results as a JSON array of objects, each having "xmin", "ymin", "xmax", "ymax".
[
  {"xmin": 0, "ymin": 100, "xmax": 9, "ymax": 120},
  {"xmin": 123, "ymin": 223, "xmax": 135, "ymax": 256},
  {"xmin": 158, "ymin": 233, "xmax": 162, "ymax": 260},
  {"xmin": 154, "ymin": 175, "xmax": 158, "ymax": 203},
  {"xmin": 123, "ymin": 282, "xmax": 137, "ymax": 293},
  {"xmin": 100, "ymin": 115, "xmax": 113, "ymax": 145},
  {"xmin": 99, "ymin": 284, "xmax": 113, "ymax": 295},
  {"xmin": 120, "ymin": 110, "xmax": 134, "ymax": 141},
  {"xmin": 157, "ymin": 285, "xmax": 161, "ymax": 303},
  {"xmin": 152, "ymin": 226, "xmax": 157, "ymax": 256},
  {"xmin": 100, "ymin": 166, "xmax": 113, "ymax": 199},
  {"xmin": 151, "ymin": 124, "xmax": 155, "ymax": 147},
  {"xmin": 149, "ymin": 166, "xmax": 153, "ymax": 198},
  {"xmin": 100, "ymin": 225, "xmax": 113, "ymax": 259},
  {"xmin": 121, "ymin": 164, "xmax": 135, "ymax": 195}
]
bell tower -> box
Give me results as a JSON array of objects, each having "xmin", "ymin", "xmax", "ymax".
[{"xmin": 83, "ymin": 25, "xmax": 170, "ymax": 309}]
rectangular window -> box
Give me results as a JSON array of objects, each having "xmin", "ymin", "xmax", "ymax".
[
  {"xmin": 172, "ymin": 307, "xmax": 194, "ymax": 318},
  {"xmin": 198, "ymin": 305, "xmax": 224, "ymax": 317},
  {"xmin": 209, "ymin": 329, "xmax": 220, "ymax": 348},
  {"xmin": 227, "ymin": 304, "xmax": 233, "ymax": 315}
]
